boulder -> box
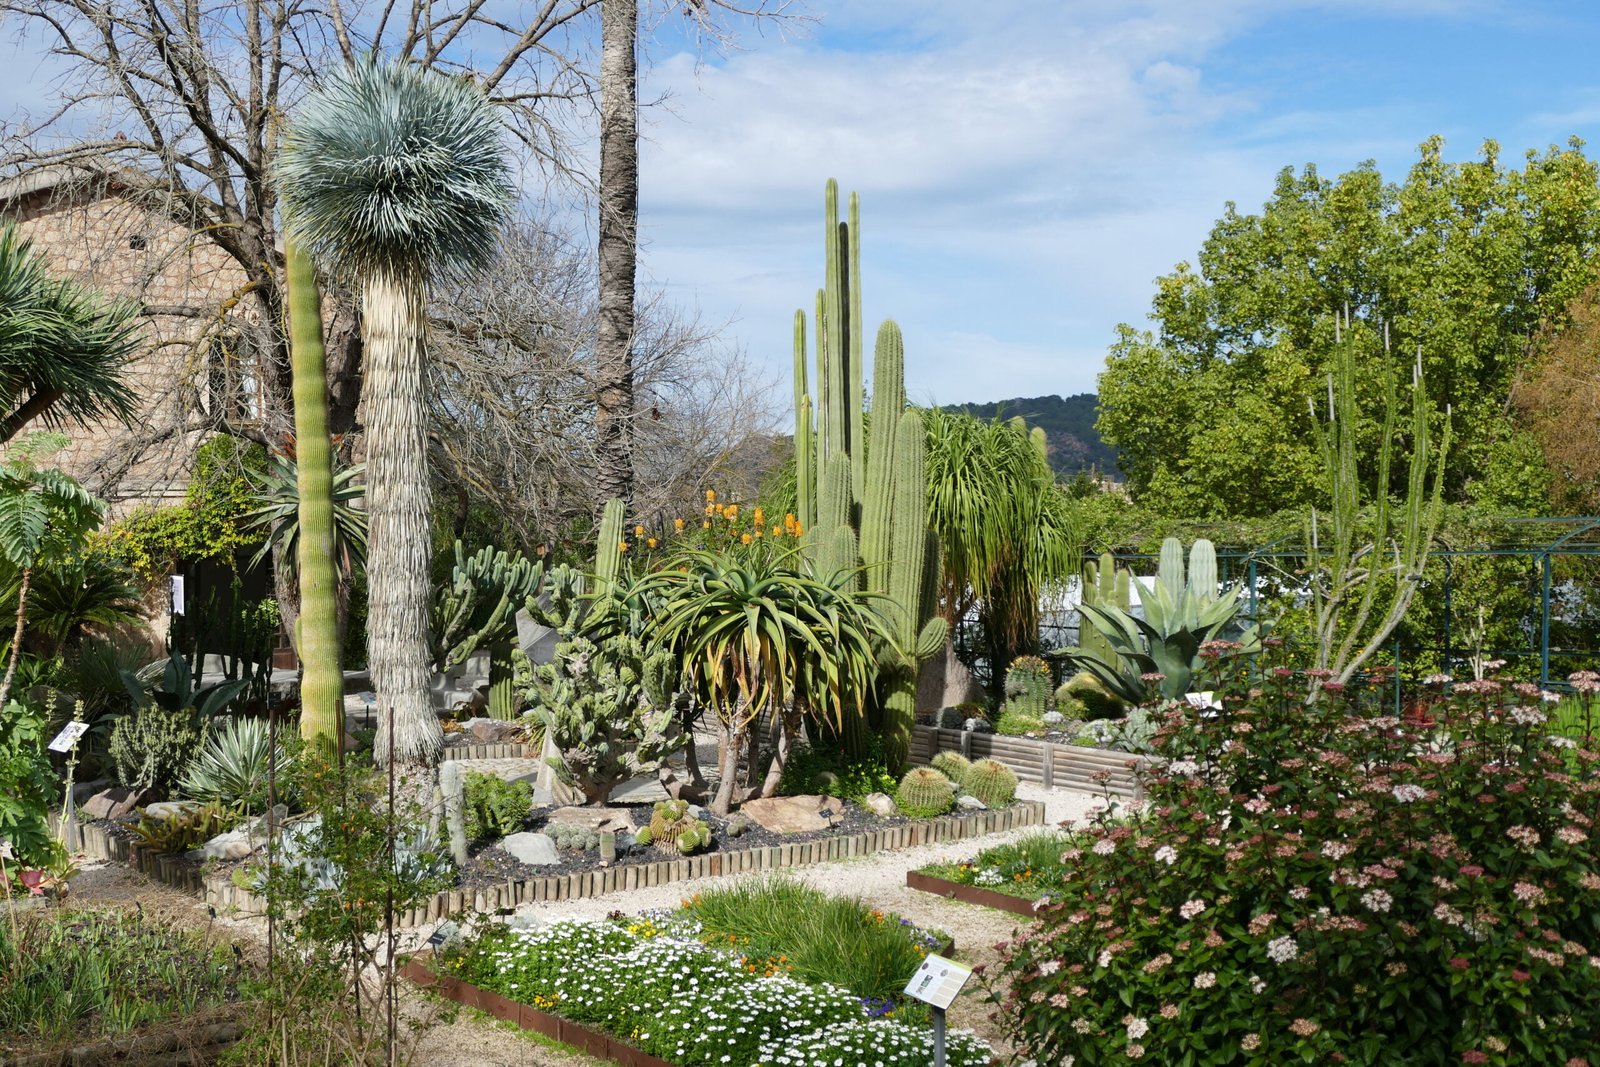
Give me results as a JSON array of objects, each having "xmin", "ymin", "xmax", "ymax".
[
  {"xmin": 499, "ymin": 832, "xmax": 561, "ymax": 866},
  {"xmin": 965, "ymin": 717, "xmax": 995, "ymax": 734},
  {"xmin": 740, "ymin": 795, "xmax": 846, "ymax": 835},
  {"xmin": 545, "ymin": 806, "xmax": 637, "ymax": 835},
  {"xmin": 462, "ymin": 718, "xmax": 523, "ymax": 744},
  {"xmin": 955, "ymin": 794, "xmax": 988, "ymax": 811},
  {"xmin": 862, "ymin": 792, "xmax": 899, "ymax": 819},
  {"xmin": 82, "ymin": 787, "xmax": 154, "ymax": 821},
  {"xmin": 202, "ymin": 828, "xmax": 260, "ymax": 862}
]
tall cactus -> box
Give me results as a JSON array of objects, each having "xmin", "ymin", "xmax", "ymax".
[
  {"xmin": 792, "ymin": 180, "xmax": 944, "ymax": 770},
  {"xmin": 1078, "ymin": 551, "xmax": 1131, "ymax": 672},
  {"xmin": 432, "ymin": 541, "xmax": 545, "ymax": 719}
]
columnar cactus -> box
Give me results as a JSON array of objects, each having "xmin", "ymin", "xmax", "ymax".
[
  {"xmin": 432, "ymin": 540, "xmax": 545, "ymax": 719},
  {"xmin": 961, "ymin": 758, "xmax": 1018, "ymax": 809},
  {"xmin": 1004, "ymin": 655, "xmax": 1052, "ymax": 719},
  {"xmin": 792, "ymin": 180, "xmax": 946, "ymax": 770},
  {"xmin": 895, "ymin": 766, "xmax": 955, "ymax": 818},
  {"xmin": 439, "ymin": 760, "xmax": 468, "ymax": 865},
  {"xmin": 1078, "ymin": 551, "xmax": 1131, "ymax": 673}
]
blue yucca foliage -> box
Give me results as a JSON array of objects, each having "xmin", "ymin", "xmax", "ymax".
[{"xmin": 276, "ymin": 57, "xmax": 513, "ymax": 280}]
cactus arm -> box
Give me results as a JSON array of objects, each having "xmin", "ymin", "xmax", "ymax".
[{"xmin": 847, "ymin": 190, "xmax": 865, "ymax": 502}]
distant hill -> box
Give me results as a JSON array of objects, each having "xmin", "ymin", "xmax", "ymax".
[{"xmin": 942, "ymin": 393, "xmax": 1120, "ymax": 479}]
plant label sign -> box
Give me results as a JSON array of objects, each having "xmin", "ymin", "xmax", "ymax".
[
  {"xmin": 904, "ymin": 954, "xmax": 972, "ymax": 1010},
  {"xmin": 48, "ymin": 721, "xmax": 90, "ymax": 753}
]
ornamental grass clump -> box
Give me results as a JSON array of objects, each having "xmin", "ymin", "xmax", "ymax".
[{"xmin": 993, "ymin": 658, "xmax": 1600, "ymax": 1066}]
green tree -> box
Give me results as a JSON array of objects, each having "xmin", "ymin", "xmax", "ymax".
[
  {"xmin": 0, "ymin": 223, "xmax": 140, "ymax": 443},
  {"xmin": 277, "ymin": 58, "xmax": 514, "ymax": 769},
  {"xmin": 1098, "ymin": 136, "xmax": 1600, "ymax": 519},
  {"xmin": 0, "ymin": 434, "xmax": 106, "ymax": 710}
]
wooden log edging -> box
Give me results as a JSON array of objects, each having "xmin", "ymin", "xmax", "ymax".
[
  {"xmin": 440, "ymin": 741, "xmax": 537, "ymax": 761},
  {"xmin": 904, "ymin": 869, "xmax": 1048, "ymax": 918},
  {"xmin": 4, "ymin": 1009, "xmax": 243, "ymax": 1066},
  {"xmin": 401, "ymin": 957, "xmax": 673, "ymax": 1067},
  {"xmin": 911, "ymin": 725, "xmax": 1151, "ymax": 799},
  {"xmin": 68, "ymin": 802, "xmax": 1046, "ymax": 928}
]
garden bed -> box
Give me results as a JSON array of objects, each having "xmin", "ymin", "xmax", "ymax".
[
  {"xmin": 904, "ymin": 870, "xmax": 1042, "ymax": 917},
  {"xmin": 71, "ymin": 800, "xmax": 1046, "ymax": 926},
  {"xmin": 910, "ymin": 724, "xmax": 1149, "ymax": 797}
]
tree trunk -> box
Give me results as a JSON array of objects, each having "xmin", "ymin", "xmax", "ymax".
[
  {"xmin": 758, "ymin": 711, "xmax": 794, "ymax": 798},
  {"xmin": 285, "ymin": 241, "xmax": 345, "ymax": 751},
  {"xmin": 594, "ymin": 0, "xmax": 638, "ymax": 510},
  {"xmin": 363, "ymin": 268, "xmax": 440, "ymax": 768},
  {"xmin": 710, "ymin": 721, "xmax": 743, "ymax": 816},
  {"xmin": 0, "ymin": 567, "xmax": 32, "ymax": 711}
]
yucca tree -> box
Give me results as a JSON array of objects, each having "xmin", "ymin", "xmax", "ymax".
[
  {"xmin": 644, "ymin": 546, "xmax": 895, "ymax": 815},
  {"xmin": 277, "ymin": 59, "xmax": 514, "ymax": 767},
  {"xmin": 0, "ymin": 224, "xmax": 141, "ymax": 443},
  {"xmin": 923, "ymin": 410, "xmax": 1083, "ymax": 703},
  {"xmin": 0, "ymin": 433, "xmax": 106, "ymax": 711}
]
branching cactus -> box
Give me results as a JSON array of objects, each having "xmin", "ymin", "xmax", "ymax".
[
  {"xmin": 432, "ymin": 540, "xmax": 545, "ymax": 719},
  {"xmin": 1003, "ymin": 655, "xmax": 1053, "ymax": 720},
  {"xmin": 791, "ymin": 182, "xmax": 945, "ymax": 769}
]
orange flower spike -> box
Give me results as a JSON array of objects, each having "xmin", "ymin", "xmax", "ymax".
[
  {"xmin": 741, "ymin": 533, "xmax": 752, "ymax": 545},
  {"xmin": 753, "ymin": 506, "xmax": 765, "ymax": 525},
  {"xmin": 771, "ymin": 525, "xmax": 782, "ymax": 538},
  {"xmin": 725, "ymin": 504, "xmax": 739, "ymax": 521},
  {"xmin": 646, "ymin": 537, "xmax": 658, "ymax": 549},
  {"xmin": 702, "ymin": 520, "xmax": 711, "ymax": 529},
  {"xmin": 753, "ymin": 529, "xmax": 763, "ymax": 538},
  {"xmin": 673, "ymin": 518, "xmax": 685, "ymax": 532}
]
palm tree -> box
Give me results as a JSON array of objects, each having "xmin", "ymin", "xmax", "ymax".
[
  {"xmin": 923, "ymin": 410, "xmax": 1083, "ymax": 704},
  {"xmin": 0, "ymin": 224, "xmax": 141, "ymax": 443},
  {"xmin": 277, "ymin": 58, "xmax": 514, "ymax": 767},
  {"xmin": 0, "ymin": 433, "xmax": 106, "ymax": 710}
]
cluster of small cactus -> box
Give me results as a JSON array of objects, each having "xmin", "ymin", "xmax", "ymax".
[
  {"xmin": 635, "ymin": 799, "xmax": 711, "ymax": 854},
  {"xmin": 996, "ymin": 655, "xmax": 1118, "ymax": 735},
  {"xmin": 1004, "ymin": 656, "xmax": 1052, "ymax": 718},
  {"xmin": 930, "ymin": 751, "xmax": 971, "ymax": 782},
  {"xmin": 431, "ymin": 540, "xmax": 545, "ymax": 719},
  {"xmin": 894, "ymin": 767, "xmax": 955, "ymax": 818},
  {"xmin": 961, "ymin": 758, "xmax": 1018, "ymax": 808},
  {"xmin": 547, "ymin": 822, "xmax": 601, "ymax": 851}
]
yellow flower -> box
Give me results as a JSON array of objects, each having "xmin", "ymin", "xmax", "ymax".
[
  {"xmin": 753, "ymin": 530, "xmax": 763, "ymax": 538},
  {"xmin": 674, "ymin": 518, "xmax": 685, "ymax": 531},
  {"xmin": 634, "ymin": 524, "xmax": 646, "ymax": 538},
  {"xmin": 753, "ymin": 506, "xmax": 765, "ymax": 525},
  {"xmin": 619, "ymin": 541, "xmax": 630, "ymax": 552},
  {"xmin": 771, "ymin": 525, "xmax": 782, "ymax": 538},
  {"xmin": 702, "ymin": 520, "xmax": 711, "ymax": 529},
  {"xmin": 741, "ymin": 533, "xmax": 752, "ymax": 545},
  {"xmin": 706, "ymin": 489, "xmax": 717, "ymax": 502},
  {"xmin": 724, "ymin": 504, "xmax": 739, "ymax": 521},
  {"xmin": 646, "ymin": 537, "xmax": 658, "ymax": 549}
]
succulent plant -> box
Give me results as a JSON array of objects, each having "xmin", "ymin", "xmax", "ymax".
[
  {"xmin": 725, "ymin": 813, "xmax": 755, "ymax": 839},
  {"xmin": 929, "ymin": 751, "xmax": 971, "ymax": 782},
  {"xmin": 961, "ymin": 758, "xmax": 1018, "ymax": 809},
  {"xmin": 548, "ymin": 822, "xmax": 600, "ymax": 851},
  {"xmin": 633, "ymin": 826, "xmax": 654, "ymax": 847},
  {"xmin": 649, "ymin": 799, "xmax": 710, "ymax": 854},
  {"xmin": 1004, "ymin": 655, "xmax": 1052, "ymax": 720},
  {"xmin": 1058, "ymin": 671, "xmax": 1123, "ymax": 721},
  {"xmin": 178, "ymin": 715, "xmax": 293, "ymax": 813},
  {"xmin": 895, "ymin": 767, "xmax": 955, "ymax": 818}
]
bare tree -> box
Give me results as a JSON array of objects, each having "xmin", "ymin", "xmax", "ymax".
[{"xmin": 427, "ymin": 217, "xmax": 781, "ymax": 548}]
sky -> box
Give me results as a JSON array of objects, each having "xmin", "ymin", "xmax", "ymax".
[
  {"xmin": 4, "ymin": 1, "xmax": 1600, "ymax": 410},
  {"xmin": 632, "ymin": 0, "xmax": 1600, "ymax": 407}
]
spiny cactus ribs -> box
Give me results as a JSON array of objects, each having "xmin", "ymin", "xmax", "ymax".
[
  {"xmin": 895, "ymin": 766, "xmax": 954, "ymax": 818},
  {"xmin": 962, "ymin": 758, "xmax": 1018, "ymax": 809},
  {"xmin": 648, "ymin": 799, "xmax": 711, "ymax": 854},
  {"xmin": 930, "ymin": 750, "xmax": 971, "ymax": 782}
]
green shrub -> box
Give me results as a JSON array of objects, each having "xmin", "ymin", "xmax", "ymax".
[
  {"xmin": 923, "ymin": 831, "xmax": 1073, "ymax": 899},
  {"xmin": 178, "ymin": 716, "xmax": 291, "ymax": 813},
  {"xmin": 777, "ymin": 735, "xmax": 897, "ymax": 800},
  {"xmin": 994, "ymin": 707, "xmax": 1045, "ymax": 736},
  {"xmin": 129, "ymin": 800, "xmax": 240, "ymax": 854},
  {"xmin": 960, "ymin": 758, "xmax": 1017, "ymax": 808},
  {"xmin": 894, "ymin": 767, "xmax": 953, "ymax": 818},
  {"xmin": 997, "ymin": 665, "xmax": 1600, "ymax": 1065},
  {"xmin": 107, "ymin": 705, "xmax": 202, "ymax": 793},
  {"xmin": 462, "ymin": 771, "xmax": 532, "ymax": 841},
  {"xmin": 0, "ymin": 698, "xmax": 62, "ymax": 870}
]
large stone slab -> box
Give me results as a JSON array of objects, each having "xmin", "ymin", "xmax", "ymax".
[
  {"xmin": 545, "ymin": 806, "xmax": 637, "ymax": 834},
  {"xmin": 499, "ymin": 832, "xmax": 560, "ymax": 866},
  {"xmin": 460, "ymin": 717, "xmax": 523, "ymax": 744},
  {"xmin": 740, "ymin": 795, "xmax": 846, "ymax": 835},
  {"xmin": 81, "ymin": 787, "xmax": 153, "ymax": 821}
]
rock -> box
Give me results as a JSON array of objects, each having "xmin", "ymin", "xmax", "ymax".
[
  {"xmin": 936, "ymin": 707, "xmax": 966, "ymax": 730},
  {"xmin": 142, "ymin": 800, "xmax": 203, "ymax": 821},
  {"xmin": 965, "ymin": 717, "xmax": 994, "ymax": 734},
  {"xmin": 956, "ymin": 794, "xmax": 988, "ymax": 811},
  {"xmin": 816, "ymin": 771, "xmax": 840, "ymax": 791},
  {"xmin": 202, "ymin": 828, "xmax": 260, "ymax": 861},
  {"xmin": 462, "ymin": 718, "xmax": 523, "ymax": 744},
  {"xmin": 545, "ymin": 806, "xmax": 637, "ymax": 835},
  {"xmin": 740, "ymin": 795, "xmax": 846, "ymax": 835},
  {"xmin": 499, "ymin": 832, "xmax": 560, "ymax": 866},
  {"xmin": 250, "ymin": 805, "xmax": 290, "ymax": 836},
  {"xmin": 862, "ymin": 792, "xmax": 899, "ymax": 818},
  {"xmin": 82, "ymin": 787, "xmax": 154, "ymax": 821}
]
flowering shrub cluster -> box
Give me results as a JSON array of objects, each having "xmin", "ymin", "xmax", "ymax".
[
  {"xmin": 450, "ymin": 915, "xmax": 992, "ymax": 1066},
  {"xmin": 994, "ymin": 659, "xmax": 1600, "ymax": 1066}
]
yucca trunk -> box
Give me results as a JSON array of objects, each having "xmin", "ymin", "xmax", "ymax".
[
  {"xmin": 594, "ymin": 0, "xmax": 638, "ymax": 507},
  {"xmin": 363, "ymin": 268, "xmax": 440, "ymax": 767},
  {"xmin": 285, "ymin": 241, "xmax": 344, "ymax": 750}
]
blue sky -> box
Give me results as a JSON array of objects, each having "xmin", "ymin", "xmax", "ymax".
[{"xmin": 634, "ymin": 0, "xmax": 1600, "ymax": 407}]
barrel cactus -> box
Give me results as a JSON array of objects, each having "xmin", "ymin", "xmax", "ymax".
[
  {"xmin": 1058, "ymin": 671, "xmax": 1123, "ymax": 720},
  {"xmin": 961, "ymin": 758, "xmax": 1018, "ymax": 809},
  {"xmin": 895, "ymin": 767, "xmax": 955, "ymax": 818},
  {"xmin": 649, "ymin": 799, "xmax": 711, "ymax": 855},
  {"xmin": 930, "ymin": 751, "xmax": 972, "ymax": 783}
]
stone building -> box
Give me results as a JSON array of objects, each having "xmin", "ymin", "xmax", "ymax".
[{"xmin": 0, "ymin": 166, "xmax": 265, "ymax": 514}]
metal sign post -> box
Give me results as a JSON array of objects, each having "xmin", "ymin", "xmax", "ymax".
[{"xmin": 904, "ymin": 954, "xmax": 973, "ymax": 1067}]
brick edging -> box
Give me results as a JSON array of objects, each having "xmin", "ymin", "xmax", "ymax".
[
  {"xmin": 70, "ymin": 802, "xmax": 1046, "ymax": 927},
  {"xmin": 402, "ymin": 958, "xmax": 673, "ymax": 1067},
  {"xmin": 904, "ymin": 869, "xmax": 1047, "ymax": 917}
]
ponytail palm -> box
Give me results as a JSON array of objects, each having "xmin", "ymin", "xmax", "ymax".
[
  {"xmin": 277, "ymin": 58, "xmax": 513, "ymax": 767},
  {"xmin": 644, "ymin": 548, "xmax": 895, "ymax": 815}
]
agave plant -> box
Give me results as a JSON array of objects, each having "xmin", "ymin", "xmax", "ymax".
[
  {"xmin": 242, "ymin": 453, "xmax": 368, "ymax": 576},
  {"xmin": 1061, "ymin": 538, "xmax": 1261, "ymax": 703},
  {"xmin": 179, "ymin": 716, "xmax": 293, "ymax": 813}
]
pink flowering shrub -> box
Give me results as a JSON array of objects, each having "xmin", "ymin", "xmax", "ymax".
[{"xmin": 993, "ymin": 660, "xmax": 1600, "ymax": 1066}]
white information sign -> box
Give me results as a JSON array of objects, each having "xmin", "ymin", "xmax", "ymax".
[
  {"xmin": 903, "ymin": 954, "xmax": 972, "ymax": 1010},
  {"xmin": 48, "ymin": 721, "xmax": 90, "ymax": 753},
  {"xmin": 170, "ymin": 574, "xmax": 186, "ymax": 616},
  {"xmin": 1184, "ymin": 691, "xmax": 1221, "ymax": 710}
]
